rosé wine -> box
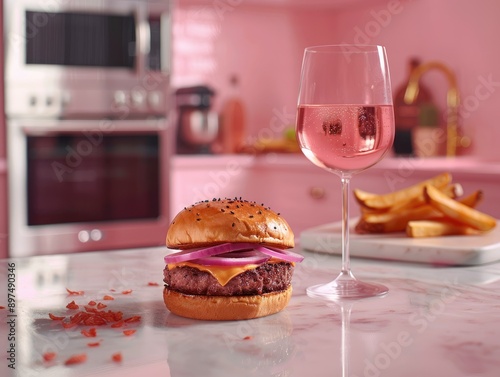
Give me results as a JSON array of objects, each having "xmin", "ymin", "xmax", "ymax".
[{"xmin": 297, "ymin": 104, "xmax": 395, "ymax": 173}]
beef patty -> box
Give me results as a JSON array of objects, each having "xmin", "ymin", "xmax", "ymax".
[{"xmin": 163, "ymin": 262, "xmax": 293, "ymax": 296}]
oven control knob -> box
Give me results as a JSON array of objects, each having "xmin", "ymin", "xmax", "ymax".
[
  {"xmin": 90, "ymin": 229, "xmax": 103, "ymax": 241},
  {"xmin": 148, "ymin": 91, "xmax": 163, "ymax": 108},
  {"xmin": 131, "ymin": 90, "xmax": 145, "ymax": 107},
  {"xmin": 29, "ymin": 95, "xmax": 37, "ymax": 107},
  {"xmin": 114, "ymin": 91, "xmax": 127, "ymax": 106},
  {"xmin": 78, "ymin": 230, "xmax": 90, "ymax": 243}
]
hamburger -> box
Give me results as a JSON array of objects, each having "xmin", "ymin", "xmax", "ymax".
[{"xmin": 163, "ymin": 198, "xmax": 304, "ymax": 320}]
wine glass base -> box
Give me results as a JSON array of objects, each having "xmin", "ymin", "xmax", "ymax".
[{"xmin": 307, "ymin": 278, "xmax": 388, "ymax": 300}]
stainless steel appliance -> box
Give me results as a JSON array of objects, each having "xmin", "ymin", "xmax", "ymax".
[
  {"xmin": 4, "ymin": 0, "xmax": 172, "ymax": 119},
  {"xmin": 4, "ymin": 0, "xmax": 173, "ymax": 257}
]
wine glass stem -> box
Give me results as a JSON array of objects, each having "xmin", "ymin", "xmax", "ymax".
[{"xmin": 340, "ymin": 174, "xmax": 352, "ymax": 277}]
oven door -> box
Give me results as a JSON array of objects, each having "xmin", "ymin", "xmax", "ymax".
[{"xmin": 8, "ymin": 118, "xmax": 172, "ymax": 257}]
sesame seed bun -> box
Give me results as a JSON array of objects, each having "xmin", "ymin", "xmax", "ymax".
[{"xmin": 166, "ymin": 198, "xmax": 295, "ymax": 249}]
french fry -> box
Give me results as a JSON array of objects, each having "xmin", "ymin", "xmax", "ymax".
[
  {"xmin": 424, "ymin": 185, "xmax": 496, "ymax": 232},
  {"xmin": 354, "ymin": 173, "xmax": 496, "ymax": 238},
  {"xmin": 353, "ymin": 172, "xmax": 452, "ymax": 210},
  {"xmin": 457, "ymin": 190, "xmax": 483, "ymax": 208},
  {"xmin": 406, "ymin": 220, "xmax": 482, "ymax": 238},
  {"xmin": 388, "ymin": 183, "xmax": 463, "ymax": 213},
  {"xmin": 355, "ymin": 205, "xmax": 442, "ymax": 233}
]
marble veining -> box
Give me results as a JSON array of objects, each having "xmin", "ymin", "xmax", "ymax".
[{"xmin": 1, "ymin": 247, "xmax": 500, "ymax": 377}]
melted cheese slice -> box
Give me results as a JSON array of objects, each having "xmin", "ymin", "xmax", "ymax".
[{"xmin": 167, "ymin": 259, "xmax": 292, "ymax": 287}]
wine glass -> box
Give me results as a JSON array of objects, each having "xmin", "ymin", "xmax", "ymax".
[{"xmin": 296, "ymin": 45, "xmax": 394, "ymax": 299}]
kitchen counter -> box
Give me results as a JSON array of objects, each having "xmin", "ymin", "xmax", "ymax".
[{"xmin": 2, "ymin": 246, "xmax": 500, "ymax": 377}]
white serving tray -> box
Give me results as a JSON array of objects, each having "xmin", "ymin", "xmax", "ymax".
[{"xmin": 299, "ymin": 220, "xmax": 500, "ymax": 266}]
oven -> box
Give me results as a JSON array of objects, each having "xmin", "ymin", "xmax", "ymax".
[
  {"xmin": 7, "ymin": 119, "xmax": 172, "ymax": 257},
  {"xmin": 4, "ymin": 0, "xmax": 173, "ymax": 257}
]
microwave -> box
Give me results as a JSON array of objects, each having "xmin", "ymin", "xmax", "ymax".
[{"xmin": 3, "ymin": 0, "xmax": 172, "ymax": 119}]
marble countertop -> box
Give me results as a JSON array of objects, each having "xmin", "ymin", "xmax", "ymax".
[{"xmin": 2, "ymin": 245, "xmax": 500, "ymax": 377}]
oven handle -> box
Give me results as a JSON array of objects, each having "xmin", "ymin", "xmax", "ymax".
[{"xmin": 19, "ymin": 120, "xmax": 168, "ymax": 135}]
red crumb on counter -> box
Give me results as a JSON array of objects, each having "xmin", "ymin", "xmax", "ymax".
[
  {"xmin": 64, "ymin": 353, "xmax": 87, "ymax": 366},
  {"xmin": 87, "ymin": 300, "xmax": 97, "ymax": 306},
  {"xmin": 112, "ymin": 352, "xmax": 123, "ymax": 363},
  {"xmin": 121, "ymin": 289, "xmax": 133, "ymax": 295},
  {"xmin": 147, "ymin": 282, "xmax": 159, "ymax": 286},
  {"xmin": 124, "ymin": 315, "xmax": 141, "ymax": 323},
  {"xmin": 66, "ymin": 301, "xmax": 79, "ymax": 310},
  {"xmin": 103, "ymin": 295, "xmax": 115, "ymax": 301},
  {"xmin": 97, "ymin": 302, "xmax": 107, "ymax": 309},
  {"xmin": 81, "ymin": 328, "xmax": 97, "ymax": 337},
  {"xmin": 66, "ymin": 288, "xmax": 84, "ymax": 296},
  {"xmin": 42, "ymin": 352, "xmax": 57, "ymax": 362},
  {"xmin": 87, "ymin": 342, "xmax": 101, "ymax": 347},
  {"xmin": 123, "ymin": 329, "xmax": 136, "ymax": 336},
  {"xmin": 111, "ymin": 320, "xmax": 125, "ymax": 328},
  {"xmin": 243, "ymin": 336, "xmax": 252, "ymax": 340},
  {"xmin": 49, "ymin": 313, "xmax": 65, "ymax": 321}
]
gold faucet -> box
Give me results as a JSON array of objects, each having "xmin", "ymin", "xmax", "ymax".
[{"xmin": 404, "ymin": 61, "xmax": 467, "ymax": 157}]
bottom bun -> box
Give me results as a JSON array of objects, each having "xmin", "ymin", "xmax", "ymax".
[{"xmin": 163, "ymin": 286, "xmax": 293, "ymax": 321}]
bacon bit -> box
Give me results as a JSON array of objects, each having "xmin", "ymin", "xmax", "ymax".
[
  {"xmin": 97, "ymin": 302, "xmax": 107, "ymax": 309},
  {"xmin": 43, "ymin": 352, "xmax": 57, "ymax": 362},
  {"xmin": 66, "ymin": 301, "xmax": 79, "ymax": 310},
  {"xmin": 112, "ymin": 352, "xmax": 122, "ymax": 363},
  {"xmin": 87, "ymin": 342, "xmax": 101, "ymax": 347},
  {"xmin": 62, "ymin": 321, "xmax": 78, "ymax": 329},
  {"xmin": 103, "ymin": 295, "xmax": 115, "ymax": 301},
  {"xmin": 84, "ymin": 315, "xmax": 106, "ymax": 326},
  {"xmin": 62, "ymin": 308, "xmax": 124, "ymax": 329},
  {"xmin": 243, "ymin": 336, "xmax": 252, "ymax": 340},
  {"xmin": 109, "ymin": 289, "xmax": 116, "ymax": 292},
  {"xmin": 121, "ymin": 289, "xmax": 133, "ymax": 295},
  {"xmin": 49, "ymin": 313, "xmax": 65, "ymax": 321},
  {"xmin": 81, "ymin": 328, "xmax": 97, "ymax": 338},
  {"xmin": 66, "ymin": 288, "xmax": 84, "ymax": 296},
  {"xmin": 64, "ymin": 353, "xmax": 87, "ymax": 366},
  {"xmin": 87, "ymin": 300, "xmax": 97, "ymax": 306},
  {"xmin": 147, "ymin": 282, "xmax": 159, "ymax": 286},
  {"xmin": 124, "ymin": 315, "xmax": 141, "ymax": 323},
  {"xmin": 110, "ymin": 320, "xmax": 125, "ymax": 328},
  {"xmin": 123, "ymin": 329, "xmax": 136, "ymax": 336},
  {"xmin": 84, "ymin": 306, "xmax": 99, "ymax": 313}
]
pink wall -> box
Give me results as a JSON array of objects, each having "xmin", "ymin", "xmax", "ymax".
[
  {"xmin": 173, "ymin": 0, "xmax": 500, "ymax": 159},
  {"xmin": 332, "ymin": 0, "xmax": 500, "ymax": 159}
]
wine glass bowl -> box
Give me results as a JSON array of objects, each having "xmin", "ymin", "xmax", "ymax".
[{"xmin": 296, "ymin": 45, "xmax": 395, "ymax": 300}]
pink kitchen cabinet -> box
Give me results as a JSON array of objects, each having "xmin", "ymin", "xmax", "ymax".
[
  {"xmin": 170, "ymin": 154, "xmax": 361, "ymax": 236},
  {"xmin": 171, "ymin": 155, "xmax": 500, "ymax": 240}
]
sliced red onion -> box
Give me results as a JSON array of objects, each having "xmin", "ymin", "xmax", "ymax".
[
  {"xmin": 164, "ymin": 243, "xmax": 253, "ymax": 264},
  {"xmin": 164, "ymin": 242, "xmax": 304, "ymax": 265},
  {"xmin": 255, "ymin": 246, "xmax": 305, "ymax": 263}
]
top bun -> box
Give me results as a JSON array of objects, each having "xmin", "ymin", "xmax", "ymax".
[{"xmin": 166, "ymin": 198, "xmax": 294, "ymax": 249}]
